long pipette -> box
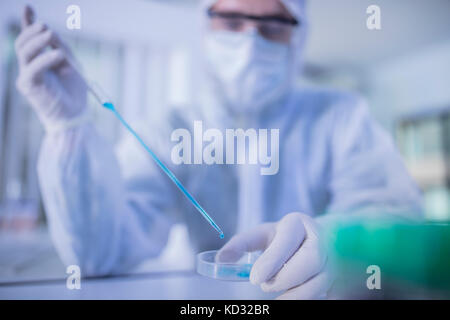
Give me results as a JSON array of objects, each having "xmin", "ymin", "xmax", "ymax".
[
  {"xmin": 83, "ymin": 77, "xmax": 224, "ymax": 239},
  {"xmin": 20, "ymin": 7, "xmax": 225, "ymax": 238}
]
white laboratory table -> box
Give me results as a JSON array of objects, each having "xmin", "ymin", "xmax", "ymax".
[{"xmin": 0, "ymin": 271, "xmax": 278, "ymax": 300}]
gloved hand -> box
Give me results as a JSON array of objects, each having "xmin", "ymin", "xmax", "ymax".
[
  {"xmin": 216, "ymin": 212, "xmax": 334, "ymax": 299},
  {"xmin": 15, "ymin": 5, "xmax": 88, "ymax": 131}
]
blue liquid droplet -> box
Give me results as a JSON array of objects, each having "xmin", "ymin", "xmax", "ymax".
[
  {"xmin": 220, "ymin": 233, "xmax": 224, "ymax": 239},
  {"xmin": 102, "ymin": 102, "xmax": 115, "ymax": 110}
]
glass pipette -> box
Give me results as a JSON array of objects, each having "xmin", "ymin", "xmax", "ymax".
[{"xmin": 80, "ymin": 76, "xmax": 224, "ymax": 239}]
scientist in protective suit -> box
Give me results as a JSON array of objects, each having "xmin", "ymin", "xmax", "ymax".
[{"xmin": 15, "ymin": 0, "xmax": 422, "ymax": 299}]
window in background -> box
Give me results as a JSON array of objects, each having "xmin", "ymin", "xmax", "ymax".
[
  {"xmin": 396, "ymin": 107, "xmax": 450, "ymax": 221},
  {"xmin": 0, "ymin": 24, "xmax": 125, "ymax": 232},
  {"xmin": 0, "ymin": 24, "xmax": 42, "ymax": 233}
]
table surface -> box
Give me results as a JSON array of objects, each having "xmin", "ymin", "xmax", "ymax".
[
  {"xmin": 0, "ymin": 270, "xmax": 278, "ymax": 300},
  {"xmin": 0, "ymin": 228, "xmax": 276, "ymax": 300}
]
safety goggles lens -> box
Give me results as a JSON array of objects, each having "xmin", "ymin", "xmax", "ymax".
[{"xmin": 207, "ymin": 10, "xmax": 299, "ymax": 43}]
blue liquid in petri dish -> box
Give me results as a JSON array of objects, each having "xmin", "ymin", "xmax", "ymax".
[
  {"xmin": 216, "ymin": 264, "xmax": 252, "ymax": 279},
  {"xmin": 236, "ymin": 265, "xmax": 252, "ymax": 278},
  {"xmin": 197, "ymin": 251, "xmax": 259, "ymax": 281}
]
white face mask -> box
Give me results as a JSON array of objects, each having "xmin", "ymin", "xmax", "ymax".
[{"xmin": 204, "ymin": 30, "xmax": 293, "ymax": 115}]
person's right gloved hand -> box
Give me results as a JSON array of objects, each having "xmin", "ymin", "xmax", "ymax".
[
  {"xmin": 15, "ymin": 5, "xmax": 88, "ymax": 131},
  {"xmin": 216, "ymin": 213, "xmax": 334, "ymax": 300}
]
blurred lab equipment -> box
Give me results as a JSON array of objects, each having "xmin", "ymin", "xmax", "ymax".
[
  {"xmin": 396, "ymin": 106, "xmax": 450, "ymax": 221},
  {"xmin": 332, "ymin": 220, "xmax": 450, "ymax": 299}
]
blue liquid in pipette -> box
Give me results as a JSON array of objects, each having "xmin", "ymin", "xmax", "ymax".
[{"xmin": 102, "ymin": 102, "xmax": 224, "ymax": 239}]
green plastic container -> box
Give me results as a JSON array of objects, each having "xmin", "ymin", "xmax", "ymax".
[{"xmin": 332, "ymin": 222, "xmax": 450, "ymax": 291}]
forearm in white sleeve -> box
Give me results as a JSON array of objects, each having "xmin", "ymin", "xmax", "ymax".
[{"xmin": 38, "ymin": 124, "xmax": 173, "ymax": 276}]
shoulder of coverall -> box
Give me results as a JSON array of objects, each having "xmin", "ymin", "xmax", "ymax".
[{"xmin": 287, "ymin": 86, "xmax": 368, "ymax": 121}]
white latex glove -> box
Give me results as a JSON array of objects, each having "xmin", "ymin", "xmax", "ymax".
[
  {"xmin": 15, "ymin": 6, "xmax": 88, "ymax": 132},
  {"xmin": 217, "ymin": 213, "xmax": 334, "ymax": 300}
]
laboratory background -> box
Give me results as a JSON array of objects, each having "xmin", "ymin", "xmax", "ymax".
[{"xmin": 0, "ymin": 0, "xmax": 450, "ymax": 298}]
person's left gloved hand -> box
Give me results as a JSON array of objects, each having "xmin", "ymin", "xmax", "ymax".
[{"xmin": 216, "ymin": 213, "xmax": 333, "ymax": 299}]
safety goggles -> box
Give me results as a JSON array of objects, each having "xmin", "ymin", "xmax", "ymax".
[{"xmin": 207, "ymin": 8, "xmax": 300, "ymax": 44}]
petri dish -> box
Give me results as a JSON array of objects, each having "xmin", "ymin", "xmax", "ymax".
[{"xmin": 196, "ymin": 250, "xmax": 260, "ymax": 281}]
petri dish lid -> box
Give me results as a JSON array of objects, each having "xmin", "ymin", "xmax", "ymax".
[{"xmin": 196, "ymin": 250, "xmax": 260, "ymax": 281}]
